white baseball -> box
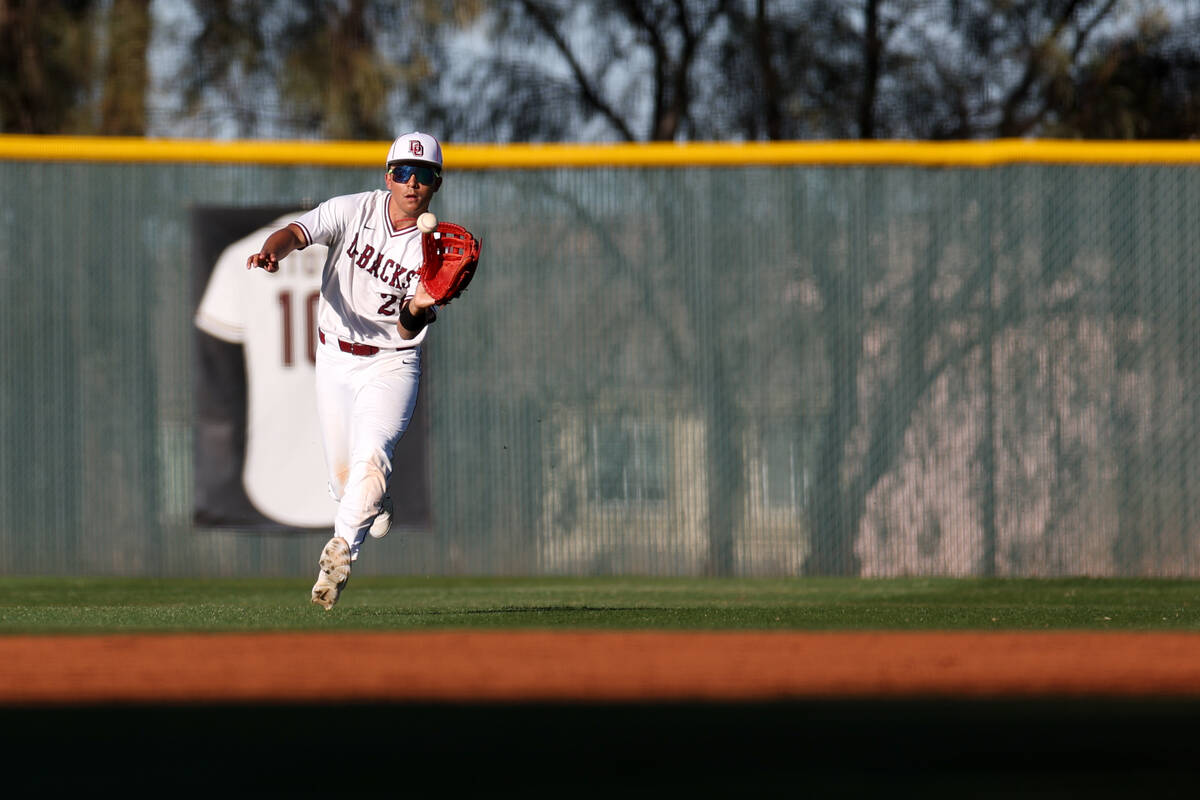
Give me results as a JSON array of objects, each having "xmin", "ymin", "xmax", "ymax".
[{"xmin": 417, "ymin": 212, "xmax": 438, "ymax": 233}]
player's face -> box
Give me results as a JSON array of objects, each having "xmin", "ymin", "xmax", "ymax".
[{"xmin": 386, "ymin": 162, "xmax": 440, "ymax": 218}]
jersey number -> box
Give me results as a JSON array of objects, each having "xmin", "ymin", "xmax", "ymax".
[
  {"xmin": 277, "ymin": 290, "xmax": 320, "ymax": 366},
  {"xmin": 378, "ymin": 294, "xmax": 401, "ymax": 316}
]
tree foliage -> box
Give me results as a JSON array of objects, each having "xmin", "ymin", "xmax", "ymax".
[
  {"xmin": 1044, "ymin": 14, "xmax": 1200, "ymax": 137},
  {"xmin": 3, "ymin": 0, "xmax": 1196, "ymax": 140},
  {"xmin": 0, "ymin": 0, "xmax": 151, "ymax": 135},
  {"xmin": 435, "ymin": 0, "xmax": 1200, "ymax": 142},
  {"xmin": 0, "ymin": 0, "xmax": 97, "ymax": 133},
  {"xmin": 98, "ymin": 0, "xmax": 151, "ymax": 135}
]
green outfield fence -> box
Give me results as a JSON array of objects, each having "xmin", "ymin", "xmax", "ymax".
[{"xmin": 2, "ymin": 135, "xmax": 1199, "ymax": 578}]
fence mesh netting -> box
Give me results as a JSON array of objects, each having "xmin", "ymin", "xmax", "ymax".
[{"xmin": 0, "ymin": 156, "xmax": 1196, "ymax": 576}]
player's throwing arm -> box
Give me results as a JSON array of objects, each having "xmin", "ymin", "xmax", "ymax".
[{"xmin": 246, "ymin": 224, "xmax": 305, "ymax": 273}]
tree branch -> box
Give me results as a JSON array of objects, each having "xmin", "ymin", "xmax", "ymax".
[
  {"xmin": 519, "ymin": 0, "xmax": 638, "ymax": 141},
  {"xmin": 999, "ymin": 0, "xmax": 1086, "ymax": 135}
]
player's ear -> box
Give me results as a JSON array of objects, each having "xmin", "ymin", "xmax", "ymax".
[{"xmin": 433, "ymin": 177, "xmax": 442, "ymax": 192}]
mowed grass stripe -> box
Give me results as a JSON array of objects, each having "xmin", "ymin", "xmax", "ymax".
[{"xmin": 0, "ymin": 577, "xmax": 1196, "ymax": 633}]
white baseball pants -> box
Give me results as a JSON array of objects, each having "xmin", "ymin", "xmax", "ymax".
[{"xmin": 314, "ymin": 339, "xmax": 421, "ymax": 560}]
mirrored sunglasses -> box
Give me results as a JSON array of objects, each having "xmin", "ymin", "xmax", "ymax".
[{"xmin": 387, "ymin": 163, "xmax": 440, "ymax": 186}]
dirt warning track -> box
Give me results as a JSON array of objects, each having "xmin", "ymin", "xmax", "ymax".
[{"xmin": 3, "ymin": 630, "xmax": 1199, "ymax": 705}]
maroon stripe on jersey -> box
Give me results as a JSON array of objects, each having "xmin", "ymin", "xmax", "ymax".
[
  {"xmin": 383, "ymin": 201, "xmax": 401, "ymax": 237},
  {"xmin": 294, "ymin": 221, "xmax": 314, "ymax": 247}
]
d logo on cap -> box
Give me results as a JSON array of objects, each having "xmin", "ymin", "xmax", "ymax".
[{"xmin": 409, "ymin": 141, "xmax": 424, "ymax": 157}]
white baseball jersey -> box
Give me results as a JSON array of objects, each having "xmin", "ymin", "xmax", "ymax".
[
  {"xmin": 293, "ymin": 190, "xmax": 431, "ymax": 349},
  {"xmin": 195, "ymin": 214, "xmax": 335, "ymax": 528}
]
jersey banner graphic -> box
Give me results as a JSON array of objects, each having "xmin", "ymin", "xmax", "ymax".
[{"xmin": 191, "ymin": 206, "xmax": 432, "ymax": 531}]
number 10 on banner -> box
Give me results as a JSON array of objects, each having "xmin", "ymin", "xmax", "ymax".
[{"xmin": 277, "ymin": 289, "xmax": 320, "ymax": 367}]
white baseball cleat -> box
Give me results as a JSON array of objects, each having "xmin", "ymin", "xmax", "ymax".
[
  {"xmin": 368, "ymin": 495, "xmax": 393, "ymax": 539},
  {"xmin": 311, "ymin": 536, "xmax": 352, "ymax": 610}
]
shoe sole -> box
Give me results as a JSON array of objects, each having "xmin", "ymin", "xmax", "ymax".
[{"xmin": 311, "ymin": 537, "xmax": 351, "ymax": 610}]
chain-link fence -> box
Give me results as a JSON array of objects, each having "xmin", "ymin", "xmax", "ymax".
[{"xmin": 1, "ymin": 142, "xmax": 1198, "ymax": 577}]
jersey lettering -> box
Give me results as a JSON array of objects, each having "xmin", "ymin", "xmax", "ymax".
[
  {"xmin": 367, "ymin": 251, "xmax": 384, "ymax": 277},
  {"xmin": 388, "ymin": 265, "xmax": 411, "ymax": 290},
  {"xmin": 356, "ymin": 244, "xmax": 376, "ymax": 270},
  {"xmin": 345, "ymin": 232, "xmax": 359, "ymax": 259}
]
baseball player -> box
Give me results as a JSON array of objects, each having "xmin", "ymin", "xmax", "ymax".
[{"xmin": 246, "ymin": 131, "xmax": 480, "ymax": 609}]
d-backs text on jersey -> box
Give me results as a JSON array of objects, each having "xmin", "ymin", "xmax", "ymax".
[{"xmin": 345, "ymin": 232, "xmax": 416, "ymax": 292}]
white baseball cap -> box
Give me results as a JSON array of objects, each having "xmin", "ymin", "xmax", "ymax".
[{"xmin": 386, "ymin": 131, "xmax": 443, "ymax": 170}]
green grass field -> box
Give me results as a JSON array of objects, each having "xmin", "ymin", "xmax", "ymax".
[{"xmin": 2, "ymin": 576, "xmax": 1198, "ymax": 633}]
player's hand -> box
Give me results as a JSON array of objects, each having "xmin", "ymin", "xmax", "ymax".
[
  {"xmin": 246, "ymin": 252, "xmax": 279, "ymax": 273},
  {"xmin": 411, "ymin": 282, "xmax": 436, "ymax": 312}
]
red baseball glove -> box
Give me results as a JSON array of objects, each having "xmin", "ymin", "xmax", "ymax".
[{"xmin": 420, "ymin": 223, "xmax": 481, "ymax": 305}]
